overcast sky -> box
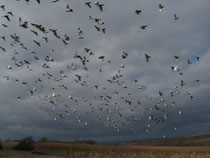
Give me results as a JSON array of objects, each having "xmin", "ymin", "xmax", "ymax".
[{"xmin": 0, "ymin": 0, "xmax": 210, "ymax": 143}]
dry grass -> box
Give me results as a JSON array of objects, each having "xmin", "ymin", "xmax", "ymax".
[
  {"xmin": 2, "ymin": 142, "xmax": 18, "ymax": 149},
  {"xmin": 0, "ymin": 149, "xmax": 62, "ymax": 158},
  {"xmin": 34, "ymin": 142, "xmax": 210, "ymax": 152},
  {"xmin": 1, "ymin": 142, "xmax": 210, "ymax": 158}
]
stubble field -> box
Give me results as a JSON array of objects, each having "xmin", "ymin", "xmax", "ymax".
[{"xmin": 1, "ymin": 142, "xmax": 210, "ymax": 158}]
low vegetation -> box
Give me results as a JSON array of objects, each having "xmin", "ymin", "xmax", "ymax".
[
  {"xmin": 0, "ymin": 141, "xmax": 3, "ymax": 150},
  {"xmin": 39, "ymin": 137, "xmax": 48, "ymax": 143},
  {"xmin": 12, "ymin": 137, "xmax": 35, "ymax": 151}
]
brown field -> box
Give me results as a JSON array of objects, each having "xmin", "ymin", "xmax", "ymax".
[
  {"xmin": 127, "ymin": 133, "xmax": 210, "ymax": 146},
  {"xmin": 1, "ymin": 142, "xmax": 210, "ymax": 158},
  {"xmin": 34, "ymin": 142, "xmax": 210, "ymax": 152}
]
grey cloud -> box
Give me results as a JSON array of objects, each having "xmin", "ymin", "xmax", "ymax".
[{"xmin": 0, "ymin": 0, "xmax": 209, "ymax": 142}]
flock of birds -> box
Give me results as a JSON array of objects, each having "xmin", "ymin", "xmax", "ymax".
[{"xmin": 0, "ymin": 0, "xmax": 200, "ymax": 136}]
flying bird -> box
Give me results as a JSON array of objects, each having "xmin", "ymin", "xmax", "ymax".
[
  {"xmin": 98, "ymin": 56, "xmax": 105, "ymax": 61},
  {"xmin": 122, "ymin": 52, "xmax": 128, "ymax": 60},
  {"xmin": 171, "ymin": 66, "xmax": 179, "ymax": 72},
  {"xmin": 19, "ymin": 17, "xmax": 28, "ymax": 28},
  {"xmin": 178, "ymin": 110, "xmax": 183, "ymax": 115},
  {"xmin": 42, "ymin": 37, "xmax": 48, "ymax": 43},
  {"xmin": 102, "ymin": 28, "xmax": 106, "ymax": 34},
  {"xmin": 85, "ymin": 2, "xmax": 91, "ymax": 8},
  {"xmin": 25, "ymin": 0, "xmax": 29, "ymax": 4},
  {"xmin": 145, "ymin": 53, "xmax": 151, "ymax": 62},
  {"xmin": 7, "ymin": 65, "xmax": 12, "ymax": 69},
  {"xmin": 140, "ymin": 25, "xmax": 147, "ymax": 31},
  {"xmin": 174, "ymin": 14, "xmax": 179, "ymax": 20},
  {"xmin": 89, "ymin": 15, "xmax": 93, "ymax": 20},
  {"xmin": 0, "ymin": 5, "xmax": 5, "ymax": 11},
  {"xmin": 158, "ymin": 4, "xmax": 164, "ymax": 12},
  {"xmin": 7, "ymin": 11, "xmax": 14, "ymax": 16},
  {"xmin": 2, "ymin": 15, "xmax": 10, "ymax": 21},
  {"xmin": 84, "ymin": 48, "xmax": 94, "ymax": 55},
  {"xmin": 95, "ymin": 2, "xmax": 104, "ymax": 12},
  {"xmin": 2, "ymin": 24, "xmax": 8, "ymax": 27},
  {"xmin": 52, "ymin": 0, "xmax": 60, "ymax": 3},
  {"xmin": 0, "ymin": 46, "xmax": 6, "ymax": 52},
  {"xmin": 16, "ymin": 96, "xmax": 21, "ymax": 100},
  {"xmin": 181, "ymin": 80, "xmax": 185, "ymax": 86},
  {"xmin": 33, "ymin": 40, "xmax": 41, "ymax": 46},
  {"xmin": 31, "ymin": 30, "xmax": 39, "ymax": 36},
  {"xmin": 1, "ymin": 36, "xmax": 6, "ymax": 41},
  {"xmin": 159, "ymin": 91, "xmax": 164, "ymax": 97},
  {"xmin": 135, "ymin": 10, "xmax": 142, "ymax": 15},
  {"xmin": 66, "ymin": 5, "xmax": 73, "ymax": 12},
  {"xmin": 174, "ymin": 55, "xmax": 179, "ymax": 62},
  {"xmin": 94, "ymin": 25, "xmax": 100, "ymax": 32}
]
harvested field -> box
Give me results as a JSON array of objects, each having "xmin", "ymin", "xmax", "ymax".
[{"xmin": 1, "ymin": 142, "xmax": 210, "ymax": 158}]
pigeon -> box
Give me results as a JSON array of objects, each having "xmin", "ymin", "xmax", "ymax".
[
  {"xmin": 84, "ymin": 48, "xmax": 94, "ymax": 55},
  {"xmin": 33, "ymin": 40, "xmax": 41, "ymax": 46},
  {"xmin": 89, "ymin": 15, "xmax": 93, "ymax": 20},
  {"xmin": 2, "ymin": 15, "xmax": 10, "ymax": 21},
  {"xmin": 174, "ymin": 14, "xmax": 179, "ymax": 20},
  {"xmin": 52, "ymin": 0, "xmax": 60, "ymax": 3},
  {"xmin": 16, "ymin": 96, "xmax": 21, "ymax": 100},
  {"xmin": 140, "ymin": 25, "xmax": 147, "ymax": 31},
  {"xmin": 159, "ymin": 91, "xmax": 164, "ymax": 97},
  {"xmin": 102, "ymin": 28, "xmax": 106, "ymax": 34},
  {"xmin": 19, "ymin": 17, "xmax": 28, "ymax": 28},
  {"xmin": 7, "ymin": 12, "xmax": 14, "ymax": 16},
  {"xmin": 0, "ymin": 5, "xmax": 5, "ymax": 11},
  {"xmin": 181, "ymin": 80, "xmax": 185, "ymax": 86},
  {"xmin": 190, "ymin": 96, "xmax": 194, "ymax": 100},
  {"xmin": 122, "ymin": 52, "xmax": 128, "ymax": 60},
  {"xmin": 49, "ymin": 28, "xmax": 61, "ymax": 39},
  {"xmin": 28, "ymin": 0, "xmax": 39, "ymax": 4},
  {"xmin": 145, "ymin": 53, "xmax": 151, "ymax": 62},
  {"xmin": 25, "ymin": 0, "xmax": 29, "ymax": 4},
  {"xmin": 31, "ymin": 23, "xmax": 48, "ymax": 34},
  {"xmin": 2, "ymin": 24, "xmax": 8, "ymax": 27},
  {"xmin": 135, "ymin": 10, "xmax": 142, "ymax": 15},
  {"xmin": 7, "ymin": 65, "xmax": 12, "ymax": 69},
  {"xmin": 171, "ymin": 66, "xmax": 180, "ymax": 72},
  {"xmin": 1, "ymin": 36, "xmax": 6, "ymax": 41},
  {"xmin": 174, "ymin": 55, "xmax": 179, "ymax": 62},
  {"xmin": 97, "ymin": 4, "xmax": 104, "ymax": 12},
  {"xmin": 178, "ymin": 110, "xmax": 183, "ymax": 115},
  {"xmin": 85, "ymin": 2, "xmax": 91, "ymax": 8},
  {"xmin": 0, "ymin": 46, "xmax": 6, "ymax": 52},
  {"xmin": 66, "ymin": 5, "xmax": 73, "ymax": 12},
  {"xmin": 42, "ymin": 37, "xmax": 48, "ymax": 43},
  {"xmin": 94, "ymin": 25, "xmax": 100, "ymax": 32},
  {"xmin": 158, "ymin": 4, "xmax": 164, "ymax": 12},
  {"xmin": 98, "ymin": 56, "xmax": 105, "ymax": 61},
  {"xmin": 31, "ymin": 30, "xmax": 39, "ymax": 36},
  {"xmin": 27, "ymin": 65, "xmax": 33, "ymax": 71}
]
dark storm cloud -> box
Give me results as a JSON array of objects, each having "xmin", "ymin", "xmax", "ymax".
[{"xmin": 0, "ymin": 0, "xmax": 210, "ymax": 142}]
